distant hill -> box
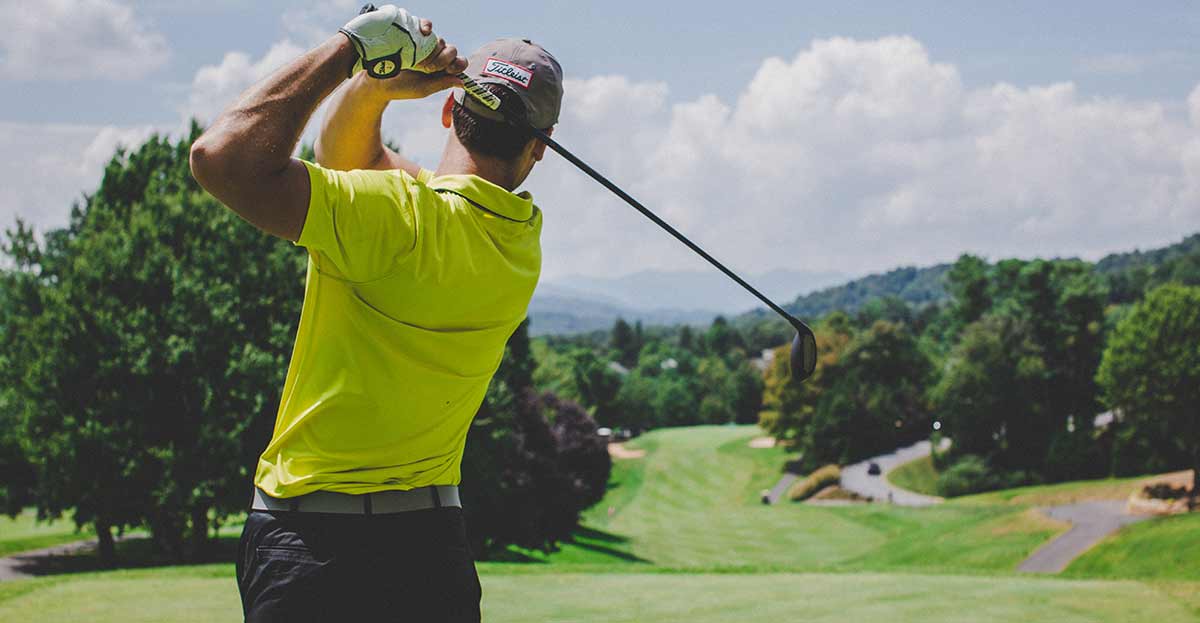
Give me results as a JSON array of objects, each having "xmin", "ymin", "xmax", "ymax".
[
  {"xmin": 535, "ymin": 234, "xmax": 1200, "ymax": 335},
  {"xmin": 527, "ymin": 284, "xmax": 716, "ymax": 336},
  {"xmin": 782, "ymin": 264, "xmax": 952, "ymax": 319},
  {"xmin": 764, "ymin": 232, "xmax": 1200, "ymax": 322},
  {"xmin": 529, "ymin": 268, "xmax": 849, "ymax": 336},
  {"xmin": 543, "ymin": 268, "xmax": 849, "ymax": 315},
  {"xmin": 1093, "ymin": 233, "xmax": 1200, "ymax": 275}
]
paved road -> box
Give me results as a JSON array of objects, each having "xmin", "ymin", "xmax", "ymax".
[
  {"xmin": 1017, "ymin": 500, "xmax": 1149, "ymax": 573},
  {"xmin": 762, "ymin": 472, "xmax": 799, "ymax": 505},
  {"xmin": 840, "ymin": 440, "xmax": 945, "ymax": 507},
  {"xmin": 0, "ymin": 538, "xmax": 102, "ymax": 581}
]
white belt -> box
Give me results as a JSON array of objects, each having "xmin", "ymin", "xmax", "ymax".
[{"xmin": 251, "ymin": 486, "xmax": 461, "ymax": 515}]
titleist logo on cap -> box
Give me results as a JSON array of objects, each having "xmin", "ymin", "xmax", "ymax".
[{"xmin": 482, "ymin": 58, "xmax": 532, "ymax": 88}]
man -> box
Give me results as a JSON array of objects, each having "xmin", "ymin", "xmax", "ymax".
[{"xmin": 190, "ymin": 5, "xmax": 563, "ymax": 621}]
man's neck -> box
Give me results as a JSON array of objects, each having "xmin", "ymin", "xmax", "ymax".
[{"xmin": 434, "ymin": 142, "xmax": 520, "ymax": 191}]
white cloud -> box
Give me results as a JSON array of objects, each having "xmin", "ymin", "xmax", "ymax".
[
  {"xmin": 0, "ymin": 122, "xmax": 158, "ymax": 232},
  {"xmin": 282, "ymin": 0, "xmax": 360, "ymax": 47},
  {"xmin": 513, "ymin": 37, "xmax": 1200, "ymax": 279},
  {"xmin": 182, "ymin": 40, "xmax": 307, "ymax": 124},
  {"xmin": 16, "ymin": 34, "xmax": 1198, "ymax": 286},
  {"xmin": 0, "ymin": 0, "xmax": 168, "ymax": 80}
]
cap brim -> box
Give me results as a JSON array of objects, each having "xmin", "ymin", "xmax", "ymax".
[{"xmin": 455, "ymin": 88, "xmax": 513, "ymax": 123}]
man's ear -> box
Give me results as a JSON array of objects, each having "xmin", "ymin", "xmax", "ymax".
[
  {"xmin": 441, "ymin": 93, "xmax": 455, "ymax": 129},
  {"xmin": 531, "ymin": 126, "xmax": 552, "ymax": 162}
]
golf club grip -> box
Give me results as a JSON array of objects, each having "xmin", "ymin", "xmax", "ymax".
[{"xmin": 528, "ymin": 127, "xmax": 810, "ymax": 334}]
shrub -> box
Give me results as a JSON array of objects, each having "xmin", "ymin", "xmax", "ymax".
[
  {"xmin": 936, "ymin": 455, "xmax": 994, "ymax": 497},
  {"xmin": 788, "ymin": 464, "xmax": 842, "ymax": 502}
]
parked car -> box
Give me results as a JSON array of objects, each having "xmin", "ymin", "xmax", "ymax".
[{"xmin": 867, "ymin": 462, "xmax": 882, "ymax": 476}]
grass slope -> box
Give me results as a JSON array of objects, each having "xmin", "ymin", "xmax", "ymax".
[
  {"xmin": 0, "ymin": 510, "xmax": 93, "ymax": 558},
  {"xmin": 0, "ymin": 565, "xmax": 1195, "ymax": 623},
  {"xmin": 2, "ymin": 425, "xmax": 1197, "ymax": 622},
  {"xmin": 526, "ymin": 426, "xmax": 1059, "ymax": 573},
  {"xmin": 887, "ymin": 455, "xmax": 940, "ymax": 496},
  {"xmin": 959, "ymin": 475, "xmax": 1152, "ymax": 506},
  {"xmin": 1067, "ymin": 512, "xmax": 1200, "ymax": 581}
]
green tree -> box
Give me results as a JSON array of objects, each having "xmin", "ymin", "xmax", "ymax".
[
  {"xmin": 0, "ymin": 222, "xmax": 41, "ymax": 515},
  {"xmin": 932, "ymin": 313, "xmax": 1047, "ymax": 479},
  {"xmin": 801, "ymin": 321, "xmax": 932, "ymax": 466},
  {"xmin": 703, "ymin": 315, "xmax": 745, "ymax": 357},
  {"xmin": 1, "ymin": 129, "xmax": 306, "ymax": 564},
  {"xmin": 1097, "ymin": 283, "xmax": 1200, "ymax": 507},
  {"xmin": 610, "ymin": 318, "xmax": 640, "ymax": 368},
  {"xmin": 462, "ymin": 321, "xmax": 612, "ymax": 555},
  {"xmin": 569, "ymin": 349, "xmax": 622, "ymax": 426},
  {"xmin": 760, "ymin": 312, "xmax": 854, "ymax": 447},
  {"xmin": 946, "ymin": 254, "xmax": 991, "ymax": 331}
]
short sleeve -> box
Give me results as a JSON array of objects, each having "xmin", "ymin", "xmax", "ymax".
[{"xmin": 296, "ymin": 161, "xmax": 421, "ymax": 282}]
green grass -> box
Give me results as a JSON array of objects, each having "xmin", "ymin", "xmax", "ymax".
[
  {"xmin": 519, "ymin": 426, "xmax": 1061, "ymax": 573},
  {"xmin": 887, "ymin": 455, "xmax": 941, "ymax": 496},
  {"xmin": 1066, "ymin": 512, "xmax": 1200, "ymax": 581},
  {"xmin": 2, "ymin": 425, "xmax": 1197, "ymax": 621},
  {"xmin": 958, "ymin": 475, "xmax": 1152, "ymax": 506},
  {"xmin": 0, "ymin": 509, "xmax": 93, "ymax": 558},
  {"xmin": 0, "ymin": 564, "xmax": 1196, "ymax": 623}
]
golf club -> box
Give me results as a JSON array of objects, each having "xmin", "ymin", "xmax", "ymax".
[{"xmin": 457, "ymin": 73, "xmax": 819, "ymax": 381}]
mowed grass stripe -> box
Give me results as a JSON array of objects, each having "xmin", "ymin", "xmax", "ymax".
[{"xmin": 1, "ymin": 566, "xmax": 1195, "ymax": 623}]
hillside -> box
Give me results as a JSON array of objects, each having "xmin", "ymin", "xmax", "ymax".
[
  {"xmin": 532, "ymin": 233, "xmax": 1200, "ymax": 335},
  {"xmin": 750, "ymin": 232, "xmax": 1200, "ymax": 323},
  {"xmin": 528, "ymin": 268, "xmax": 848, "ymax": 335},
  {"xmin": 527, "ymin": 285, "xmax": 716, "ymax": 336}
]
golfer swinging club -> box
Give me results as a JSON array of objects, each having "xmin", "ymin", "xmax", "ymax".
[{"xmin": 190, "ymin": 4, "xmax": 562, "ymax": 620}]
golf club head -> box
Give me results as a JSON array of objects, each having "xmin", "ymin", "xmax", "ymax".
[{"xmin": 789, "ymin": 321, "xmax": 818, "ymax": 382}]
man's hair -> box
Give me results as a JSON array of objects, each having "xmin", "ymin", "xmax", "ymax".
[{"xmin": 452, "ymin": 85, "xmax": 534, "ymax": 160}]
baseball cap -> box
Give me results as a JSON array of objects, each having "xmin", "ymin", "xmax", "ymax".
[{"xmin": 453, "ymin": 37, "xmax": 563, "ymax": 130}]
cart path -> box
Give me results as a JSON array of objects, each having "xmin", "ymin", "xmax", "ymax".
[
  {"xmin": 0, "ymin": 538, "xmax": 99, "ymax": 581},
  {"xmin": 840, "ymin": 440, "xmax": 946, "ymax": 507},
  {"xmin": 1017, "ymin": 500, "xmax": 1149, "ymax": 573}
]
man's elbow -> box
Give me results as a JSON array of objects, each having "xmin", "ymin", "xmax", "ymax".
[{"xmin": 189, "ymin": 138, "xmax": 224, "ymax": 192}]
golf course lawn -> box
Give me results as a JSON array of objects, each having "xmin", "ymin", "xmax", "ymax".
[
  {"xmin": 1, "ymin": 425, "xmax": 1197, "ymax": 621},
  {"xmin": 519, "ymin": 426, "xmax": 1065, "ymax": 573},
  {"xmin": 0, "ymin": 509, "xmax": 93, "ymax": 558},
  {"xmin": 0, "ymin": 564, "xmax": 1196, "ymax": 623},
  {"xmin": 887, "ymin": 454, "xmax": 941, "ymax": 496}
]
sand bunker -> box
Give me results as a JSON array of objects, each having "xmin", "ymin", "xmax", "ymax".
[{"xmin": 608, "ymin": 443, "xmax": 646, "ymax": 459}]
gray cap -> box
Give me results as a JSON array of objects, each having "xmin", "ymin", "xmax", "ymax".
[{"xmin": 454, "ymin": 37, "xmax": 563, "ymax": 129}]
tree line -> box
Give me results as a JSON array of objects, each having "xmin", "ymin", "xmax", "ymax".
[
  {"xmin": 0, "ymin": 131, "xmax": 610, "ymax": 566},
  {"xmin": 757, "ymin": 253, "xmax": 1199, "ymax": 504}
]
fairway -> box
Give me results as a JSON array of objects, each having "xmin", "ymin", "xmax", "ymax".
[
  {"xmin": 1, "ymin": 425, "xmax": 1197, "ymax": 621},
  {"xmin": 529, "ymin": 426, "xmax": 1064, "ymax": 574},
  {"xmin": 0, "ymin": 565, "xmax": 1196, "ymax": 623}
]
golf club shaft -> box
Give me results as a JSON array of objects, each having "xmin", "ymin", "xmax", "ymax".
[{"xmin": 528, "ymin": 126, "xmax": 804, "ymax": 331}]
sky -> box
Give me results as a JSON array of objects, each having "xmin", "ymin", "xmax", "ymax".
[{"xmin": 3, "ymin": 0, "xmax": 1200, "ymax": 281}]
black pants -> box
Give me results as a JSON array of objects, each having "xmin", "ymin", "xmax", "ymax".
[{"xmin": 236, "ymin": 507, "xmax": 481, "ymax": 622}]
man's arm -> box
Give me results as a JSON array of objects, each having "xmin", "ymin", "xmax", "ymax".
[
  {"xmin": 315, "ymin": 36, "xmax": 466, "ymax": 174},
  {"xmin": 315, "ymin": 76, "xmax": 419, "ymax": 174},
  {"xmin": 190, "ymin": 35, "xmax": 353, "ymax": 241}
]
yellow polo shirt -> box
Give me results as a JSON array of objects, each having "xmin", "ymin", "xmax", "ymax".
[{"xmin": 254, "ymin": 161, "xmax": 542, "ymax": 498}]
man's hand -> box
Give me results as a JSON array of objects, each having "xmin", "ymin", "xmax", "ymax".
[
  {"xmin": 367, "ymin": 32, "xmax": 468, "ymax": 100},
  {"xmin": 340, "ymin": 4, "xmax": 440, "ymax": 78},
  {"xmin": 314, "ymin": 17, "xmax": 466, "ymax": 174}
]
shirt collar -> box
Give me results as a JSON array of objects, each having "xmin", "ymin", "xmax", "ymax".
[{"xmin": 427, "ymin": 173, "xmax": 535, "ymax": 222}]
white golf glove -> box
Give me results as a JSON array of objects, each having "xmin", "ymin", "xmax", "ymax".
[{"xmin": 340, "ymin": 4, "xmax": 439, "ymax": 78}]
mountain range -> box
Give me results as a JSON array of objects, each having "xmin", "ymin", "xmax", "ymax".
[
  {"xmin": 528, "ymin": 234, "xmax": 1200, "ymax": 336},
  {"xmin": 527, "ymin": 268, "xmax": 847, "ymax": 335}
]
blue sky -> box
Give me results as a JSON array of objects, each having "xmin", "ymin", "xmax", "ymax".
[{"xmin": 3, "ymin": 0, "xmax": 1199, "ymax": 281}]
